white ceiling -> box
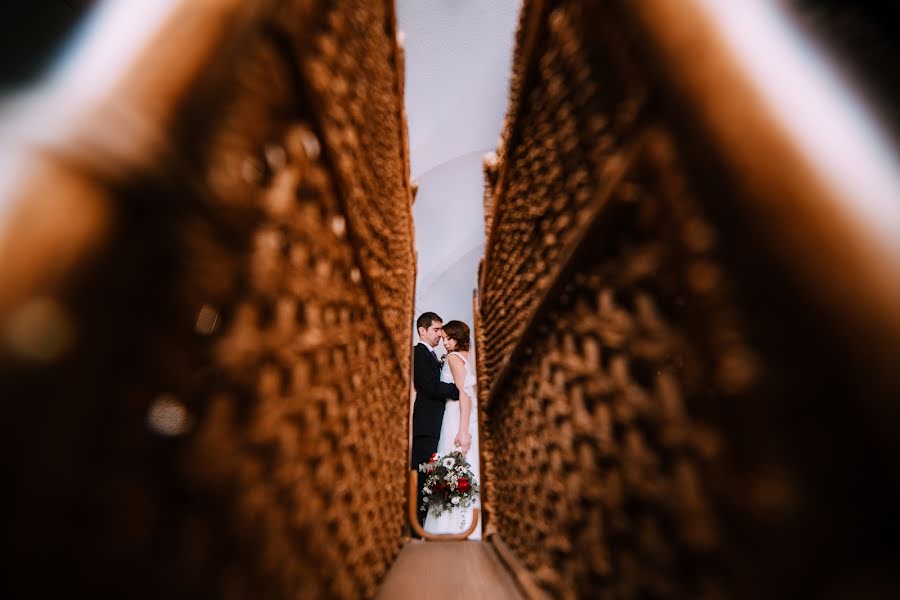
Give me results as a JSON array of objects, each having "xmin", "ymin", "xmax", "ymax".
[{"xmin": 397, "ymin": 0, "xmax": 520, "ymax": 341}]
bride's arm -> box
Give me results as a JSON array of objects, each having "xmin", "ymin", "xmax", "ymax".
[{"xmin": 448, "ymin": 354, "xmax": 471, "ymax": 453}]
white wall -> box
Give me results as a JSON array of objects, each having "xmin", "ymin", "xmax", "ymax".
[{"xmin": 397, "ymin": 0, "xmax": 520, "ymax": 351}]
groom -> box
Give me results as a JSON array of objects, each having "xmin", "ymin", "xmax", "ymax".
[{"xmin": 411, "ymin": 311, "xmax": 459, "ymax": 528}]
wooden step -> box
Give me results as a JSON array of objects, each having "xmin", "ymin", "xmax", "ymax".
[{"xmin": 376, "ymin": 540, "xmax": 524, "ymax": 599}]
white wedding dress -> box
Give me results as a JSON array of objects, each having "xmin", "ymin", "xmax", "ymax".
[{"xmin": 423, "ymin": 351, "xmax": 482, "ymax": 539}]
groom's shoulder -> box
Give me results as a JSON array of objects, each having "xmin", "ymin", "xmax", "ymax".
[{"xmin": 412, "ymin": 343, "xmax": 430, "ymax": 371}]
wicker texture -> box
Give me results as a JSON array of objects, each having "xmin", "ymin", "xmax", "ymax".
[
  {"xmin": 478, "ymin": 1, "xmax": 900, "ymax": 598},
  {"xmin": 0, "ymin": 1, "xmax": 413, "ymax": 598}
]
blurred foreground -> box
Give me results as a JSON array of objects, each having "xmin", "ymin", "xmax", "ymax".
[{"xmin": 1, "ymin": 1, "xmax": 900, "ymax": 598}]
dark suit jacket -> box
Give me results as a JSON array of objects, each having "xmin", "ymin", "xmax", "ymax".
[{"xmin": 412, "ymin": 342, "xmax": 459, "ymax": 440}]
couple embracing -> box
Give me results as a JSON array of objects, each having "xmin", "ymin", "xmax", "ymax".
[{"xmin": 411, "ymin": 312, "xmax": 481, "ymax": 539}]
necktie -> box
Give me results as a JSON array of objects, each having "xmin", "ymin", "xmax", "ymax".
[{"xmin": 431, "ymin": 350, "xmax": 439, "ymax": 365}]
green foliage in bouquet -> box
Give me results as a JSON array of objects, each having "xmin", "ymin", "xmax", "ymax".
[{"xmin": 418, "ymin": 450, "xmax": 480, "ymax": 517}]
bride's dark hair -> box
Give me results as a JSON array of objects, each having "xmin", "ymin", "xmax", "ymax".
[{"xmin": 442, "ymin": 320, "xmax": 470, "ymax": 351}]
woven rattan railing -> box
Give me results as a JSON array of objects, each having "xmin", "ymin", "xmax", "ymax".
[
  {"xmin": 0, "ymin": 1, "xmax": 414, "ymax": 598},
  {"xmin": 477, "ymin": 1, "xmax": 900, "ymax": 598}
]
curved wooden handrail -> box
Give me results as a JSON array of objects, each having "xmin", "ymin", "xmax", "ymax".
[
  {"xmin": 628, "ymin": 0, "xmax": 900, "ymax": 374},
  {"xmin": 0, "ymin": 0, "xmax": 273, "ymax": 324},
  {"xmin": 408, "ymin": 470, "xmax": 479, "ymax": 541}
]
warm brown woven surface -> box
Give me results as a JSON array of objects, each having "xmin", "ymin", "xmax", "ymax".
[
  {"xmin": 0, "ymin": 1, "xmax": 412, "ymax": 598},
  {"xmin": 477, "ymin": 1, "xmax": 900, "ymax": 598}
]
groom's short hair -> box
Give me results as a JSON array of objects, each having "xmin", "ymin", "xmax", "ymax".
[{"xmin": 416, "ymin": 312, "xmax": 442, "ymax": 331}]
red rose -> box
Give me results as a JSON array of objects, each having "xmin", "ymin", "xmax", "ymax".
[
  {"xmin": 457, "ymin": 477, "xmax": 470, "ymax": 493},
  {"xmin": 429, "ymin": 453, "xmax": 439, "ymax": 462}
]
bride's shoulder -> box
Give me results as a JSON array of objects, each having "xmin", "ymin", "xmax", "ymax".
[{"xmin": 447, "ymin": 351, "xmax": 469, "ymax": 363}]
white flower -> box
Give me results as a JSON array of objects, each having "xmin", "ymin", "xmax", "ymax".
[
  {"xmin": 442, "ymin": 457, "xmax": 456, "ymax": 468},
  {"xmin": 423, "ymin": 487, "xmax": 431, "ymax": 494},
  {"xmin": 451, "ymin": 497, "xmax": 461, "ymax": 505}
]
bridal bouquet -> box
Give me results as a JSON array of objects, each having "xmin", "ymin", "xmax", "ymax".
[{"xmin": 419, "ymin": 450, "xmax": 480, "ymax": 517}]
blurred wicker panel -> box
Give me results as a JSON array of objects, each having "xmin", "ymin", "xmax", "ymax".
[
  {"xmin": 479, "ymin": 1, "xmax": 900, "ymax": 598},
  {"xmin": 485, "ymin": 130, "xmax": 737, "ymax": 597},
  {"xmin": 297, "ymin": 0, "xmax": 416, "ymax": 361},
  {"xmin": 479, "ymin": 0, "xmax": 646, "ymax": 404},
  {"xmin": 0, "ymin": 1, "xmax": 412, "ymax": 598}
]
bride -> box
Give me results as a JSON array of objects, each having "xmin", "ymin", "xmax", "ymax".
[{"xmin": 424, "ymin": 320, "xmax": 482, "ymax": 539}]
